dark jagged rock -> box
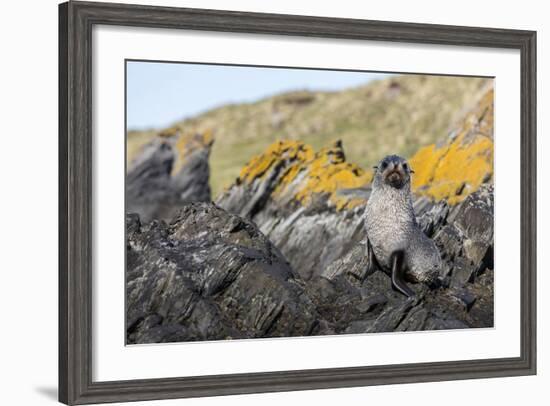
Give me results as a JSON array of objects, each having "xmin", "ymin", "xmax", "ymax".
[
  {"xmin": 449, "ymin": 257, "xmax": 476, "ymax": 288},
  {"xmin": 126, "ymin": 132, "xmax": 213, "ymax": 222},
  {"xmin": 126, "ymin": 187, "xmax": 494, "ymax": 344},
  {"xmin": 127, "ymin": 185, "xmax": 494, "ymax": 343},
  {"xmin": 367, "ymin": 296, "xmax": 420, "ymax": 333},
  {"xmin": 259, "ymin": 209, "xmax": 366, "ymax": 281},
  {"xmin": 417, "ymin": 201, "xmax": 450, "ymax": 238},
  {"xmin": 451, "ymin": 184, "xmax": 494, "ymax": 274},
  {"xmin": 126, "ymin": 203, "xmax": 320, "ymax": 344},
  {"xmin": 322, "ymin": 239, "xmax": 372, "ymax": 282}
]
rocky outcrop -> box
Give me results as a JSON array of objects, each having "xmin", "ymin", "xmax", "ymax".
[
  {"xmin": 322, "ymin": 185, "xmax": 494, "ymax": 332},
  {"xmin": 126, "ymin": 131, "xmax": 213, "ymax": 222},
  {"xmin": 127, "ymin": 87, "xmax": 494, "ymax": 343},
  {"xmin": 126, "ymin": 203, "xmax": 320, "ymax": 344},
  {"xmin": 127, "ymin": 190, "xmax": 493, "ymax": 343},
  {"xmin": 216, "ymin": 140, "xmax": 371, "ymax": 280}
]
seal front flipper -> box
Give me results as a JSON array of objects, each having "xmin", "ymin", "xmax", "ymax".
[
  {"xmin": 366, "ymin": 237, "xmax": 382, "ymax": 275},
  {"xmin": 390, "ymin": 250, "xmax": 415, "ymax": 298}
]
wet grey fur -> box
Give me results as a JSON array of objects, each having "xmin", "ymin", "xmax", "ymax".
[{"xmin": 365, "ymin": 155, "xmax": 441, "ymax": 285}]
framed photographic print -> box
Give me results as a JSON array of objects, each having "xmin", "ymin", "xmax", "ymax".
[{"xmin": 59, "ymin": 1, "xmax": 536, "ymax": 404}]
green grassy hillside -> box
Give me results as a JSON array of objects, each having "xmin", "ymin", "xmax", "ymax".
[{"xmin": 128, "ymin": 74, "xmax": 490, "ymax": 197}]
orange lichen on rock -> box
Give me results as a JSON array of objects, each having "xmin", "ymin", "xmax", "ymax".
[
  {"xmin": 238, "ymin": 139, "xmax": 372, "ymax": 210},
  {"xmin": 409, "ymin": 87, "xmax": 494, "ymax": 205},
  {"xmin": 238, "ymin": 140, "xmax": 314, "ymax": 184},
  {"xmin": 171, "ymin": 130, "xmax": 214, "ymax": 174},
  {"xmin": 290, "ymin": 142, "xmax": 372, "ymax": 210}
]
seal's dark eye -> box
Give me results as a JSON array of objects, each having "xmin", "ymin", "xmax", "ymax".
[
  {"xmin": 380, "ymin": 161, "xmax": 388, "ymax": 170},
  {"xmin": 403, "ymin": 163, "xmax": 408, "ymax": 170}
]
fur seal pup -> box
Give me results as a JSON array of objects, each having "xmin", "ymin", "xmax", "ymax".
[{"xmin": 365, "ymin": 155, "xmax": 441, "ymax": 297}]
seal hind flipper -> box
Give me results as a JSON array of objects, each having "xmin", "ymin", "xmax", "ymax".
[
  {"xmin": 390, "ymin": 250, "xmax": 415, "ymax": 298},
  {"xmin": 366, "ymin": 237, "xmax": 382, "ymax": 274}
]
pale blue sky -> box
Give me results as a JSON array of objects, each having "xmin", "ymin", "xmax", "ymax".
[{"xmin": 126, "ymin": 61, "xmax": 391, "ymax": 131}]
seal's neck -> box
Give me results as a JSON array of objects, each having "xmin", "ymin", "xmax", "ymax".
[
  {"xmin": 372, "ymin": 178, "xmax": 411, "ymax": 198},
  {"xmin": 370, "ymin": 181, "xmax": 415, "ymax": 217}
]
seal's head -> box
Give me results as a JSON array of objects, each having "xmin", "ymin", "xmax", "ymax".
[{"xmin": 372, "ymin": 155, "xmax": 413, "ymax": 190}]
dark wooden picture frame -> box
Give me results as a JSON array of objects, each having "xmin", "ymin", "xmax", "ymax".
[{"xmin": 59, "ymin": 1, "xmax": 537, "ymax": 404}]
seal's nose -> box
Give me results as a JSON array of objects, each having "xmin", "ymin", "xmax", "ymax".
[{"xmin": 388, "ymin": 172, "xmax": 401, "ymax": 183}]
